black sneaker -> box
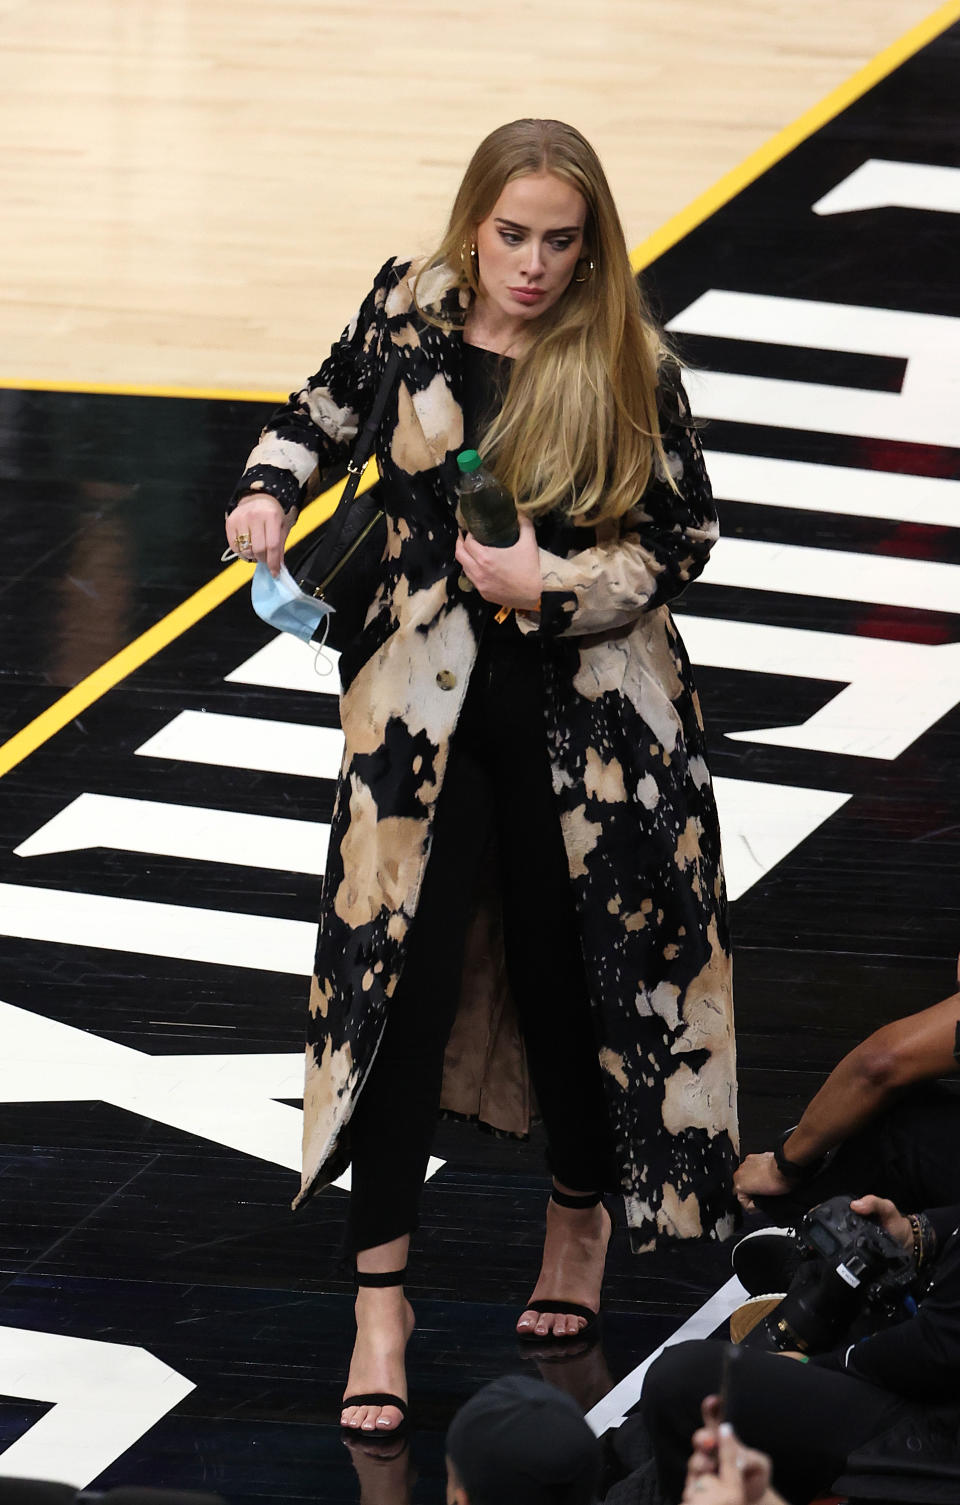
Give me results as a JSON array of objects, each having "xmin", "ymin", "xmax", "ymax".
[{"xmin": 731, "ymin": 1225, "xmax": 803, "ymax": 1296}]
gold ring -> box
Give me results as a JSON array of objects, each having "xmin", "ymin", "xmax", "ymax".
[{"xmin": 235, "ymin": 531, "xmax": 252, "ymax": 550}]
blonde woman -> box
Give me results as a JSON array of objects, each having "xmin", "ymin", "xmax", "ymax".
[{"xmin": 226, "ymin": 119, "xmax": 738, "ymax": 1437}]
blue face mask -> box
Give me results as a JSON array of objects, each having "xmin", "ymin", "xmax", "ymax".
[{"xmin": 250, "ymin": 562, "xmax": 335, "ymax": 643}]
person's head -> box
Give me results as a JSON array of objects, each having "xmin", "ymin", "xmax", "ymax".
[
  {"xmin": 445, "ymin": 1375, "xmax": 601, "ymax": 1505},
  {"xmin": 445, "ymin": 120, "xmax": 611, "ymax": 325},
  {"xmin": 471, "ymin": 168, "xmax": 587, "ymax": 332},
  {"xmin": 416, "ymin": 120, "xmax": 677, "ymax": 524}
]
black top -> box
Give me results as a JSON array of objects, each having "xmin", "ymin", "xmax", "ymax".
[
  {"xmin": 458, "ymin": 342, "xmax": 529, "ymax": 649},
  {"xmin": 461, "ymin": 342, "xmax": 511, "ymax": 449}
]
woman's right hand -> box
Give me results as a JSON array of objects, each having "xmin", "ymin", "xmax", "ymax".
[{"xmin": 225, "ymin": 493, "xmax": 293, "ymax": 576}]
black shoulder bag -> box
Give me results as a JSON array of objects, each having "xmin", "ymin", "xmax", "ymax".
[{"xmin": 292, "ymin": 347, "xmax": 402, "ymax": 652}]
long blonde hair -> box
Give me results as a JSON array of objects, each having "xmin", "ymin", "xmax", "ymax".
[{"xmin": 414, "ymin": 119, "xmax": 675, "ymax": 524}]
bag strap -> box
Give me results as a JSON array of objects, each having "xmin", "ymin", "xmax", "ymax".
[{"xmin": 340, "ymin": 347, "xmax": 403, "ymax": 507}]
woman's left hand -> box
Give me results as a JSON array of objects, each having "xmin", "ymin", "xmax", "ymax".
[{"xmin": 455, "ymin": 514, "xmax": 542, "ymax": 610}]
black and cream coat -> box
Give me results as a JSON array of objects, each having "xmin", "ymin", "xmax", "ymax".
[{"xmin": 233, "ymin": 256, "xmax": 739, "ymax": 1250}]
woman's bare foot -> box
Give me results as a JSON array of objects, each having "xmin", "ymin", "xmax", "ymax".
[
  {"xmin": 341, "ymin": 1285, "xmax": 415, "ymax": 1433},
  {"xmin": 516, "ymin": 1190, "xmax": 612, "ymax": 1339}
]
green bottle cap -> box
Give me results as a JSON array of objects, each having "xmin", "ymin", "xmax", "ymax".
[{"xmin": 457, "ymin": 449, "xmax": 482, "ymax": 473}]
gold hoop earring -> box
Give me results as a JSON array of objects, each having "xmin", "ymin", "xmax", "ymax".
[
  {"xmin": 573, "ymin": 257, "xmax": 595, "ymax": 284},
  {"xmin": 460, "ymin": 240, "xmax": 479, "ymax": 282}
]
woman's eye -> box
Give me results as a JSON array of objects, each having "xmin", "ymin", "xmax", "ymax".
[
  {"xmin": 550, "ymin": 238, "xmax": 575, "ymax": 251},
  {"xmin": 499, "ymin": 230, "xmax": 523, "ymax": 245}
]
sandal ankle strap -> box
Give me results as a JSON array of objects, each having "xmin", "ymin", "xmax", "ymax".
[
  {"xmin": 551, "ymin": 1188, "xmax": 602, "ymax": 1210},
  {"xmin": 355, "ymin": 1267, "xmax": 407, "ymax": 1288}
]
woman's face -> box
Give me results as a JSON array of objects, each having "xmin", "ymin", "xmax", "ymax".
[{"xmin": 473, "ymin": 171, "xmax": 587, "ymax": 325}]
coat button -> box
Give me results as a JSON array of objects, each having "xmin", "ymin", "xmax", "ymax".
[
  {"xmin": 436, "ymin": 669, "xmax": 457, "ymax": 691},
  {"xmin": 457, "ymin": 572, "xmax": 474, "ymax": 592}
]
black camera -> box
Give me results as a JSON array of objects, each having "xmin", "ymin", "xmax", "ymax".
[{"xmin": 742, "ymin": 1195, "xmax": 916, "ymax": 1356}]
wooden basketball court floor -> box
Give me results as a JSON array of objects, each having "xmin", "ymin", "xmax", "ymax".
[{"xmin": 0, "ymin": 1, "xmax": 958, "ymax": 1499}]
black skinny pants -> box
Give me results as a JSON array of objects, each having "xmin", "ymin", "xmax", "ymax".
[
  {"xmin": 346, "ymin": 624, "xmax": 618, "ymax": 1253},
  {"xmin": 640, "ymin": 1339, "xmax": 908, "ymax": 1505}
]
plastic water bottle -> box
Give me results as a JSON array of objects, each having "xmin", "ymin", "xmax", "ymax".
[{"xmin": 455, "ymin": 450, "xmax": 519, "ymax": 548}]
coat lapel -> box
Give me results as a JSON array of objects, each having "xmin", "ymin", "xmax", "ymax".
[{"xmin": 387, "ymin": 262, "xmax": 467, "ymax": 472}]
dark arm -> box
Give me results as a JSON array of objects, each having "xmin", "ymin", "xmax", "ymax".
[{"xmin": 735, "ymin": 987, "xmax": 960, "ymax": 1202}]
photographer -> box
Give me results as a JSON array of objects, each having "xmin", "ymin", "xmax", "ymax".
[
  {"xmin": 735, "ymin": 968, "xmax": 960, "ymax": 1217},
  {"xmin": 638, "ymin": 1196, "xmax": 960, "ymax": 1505}
]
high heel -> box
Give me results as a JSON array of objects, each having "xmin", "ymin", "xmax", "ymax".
[
  {"xmin": 341, "ymin": 1267, "xmax": 410, "ymax": 1435},
  {"xmin": 517, "ymin": 1190, "xmax": 612, "ymax": 1345}
]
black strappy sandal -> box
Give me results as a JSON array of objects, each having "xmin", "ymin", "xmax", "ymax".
[
  {"xmin": 341, "ymin": 1267, "xmax": 410, "ymax": 1437},
  {"xmin": 517, "ymin": 1189, "xmax": 612, "ymax": 1345}
]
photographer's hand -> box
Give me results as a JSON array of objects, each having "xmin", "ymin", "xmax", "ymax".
[{"xmin": 850, "ymin": 1195, "xmax": 912, "ymax": 1252}]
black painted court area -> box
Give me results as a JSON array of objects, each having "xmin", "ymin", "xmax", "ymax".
[{"xmin": 0, "ymin": 20, "xmax": 958, "ymax": 1504}]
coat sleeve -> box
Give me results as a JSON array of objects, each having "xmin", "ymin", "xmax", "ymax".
[
  {"xmin": 226, "ymin": 257, "xmax": 398, "ymax": 516},
  {"xmin": 520, "ymin": 380, "xmax": 717, "ymax": 638}
]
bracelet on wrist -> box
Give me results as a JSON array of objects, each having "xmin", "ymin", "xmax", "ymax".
[
  {"xmin": 772, "ymin": 1129, "xmax": 827, "ymax": 1185},
  {"xmin": 907, "ymin": 1212, "xmax": 935, "ymax": 1270}
]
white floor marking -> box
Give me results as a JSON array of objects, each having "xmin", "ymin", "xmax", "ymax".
[
  {"xmin": 0, "ymin": 985, "xmax": 447, "ymax": 1482},
  {"xmin": 703, "ymin": 449, "xmax": 960, "ymax": 529},
  {"xmin": 813, "ymin": 158, "xmax": 960, "ymax": 217},
  {"xmin": 15, "ymin": 792, "xmax": 330, "ymax": 874},
  {"xmin": 686, "ymin": 367, "xmax": 959, "ymax": 447},
  {"xmin": 712, "ymin": 778, "xmax": 849, "ymax": 902},
  {"xmin": 585, "ymin": 1276, "xmax": 747, "ymax": 1437},
  {"xmin": 136, "ymin": 709, "xmax": 345, "ymax": 781},
  {"xmin": 0, "ymin": 778, "xmax": 857, "ymax": 956},
  {"xmin": 0, "ymin": 884, "xmax": 317, "ymax": 974},
  {"xmin": 677, "ymin": 616, "xmax": 960, "ymax": 761},
  {"xmin": 0, "ymin": 1326, "xmax": 195, "ymax": 1486},
  {"xmin": 678, "ymin": 612, "xmax": 897, "ymax": 682},
  {"xmin": 0, "ymin": 996, "xmax": 306, "ymax": 1168},
  {"xmin": 722, "ymin": 654, "xmax": 960, "ymax": 760},
  {"xmin": 671, "ymin": 290, "xmax": 960, "ymax": 448},
  {"xmin": 226, "ymin": 632, "xmax": 341, "ymax": 694},
  {"xmin": 706, "ymin": 535, "xmax": 960, "ymax": 615},
  {"xmin": 0, "ymin": 996, "xmax": 444, "ymax": 1193},
  {"xmin": 669, "ymin": 286, "xmax": 960, "ymax": 362}
]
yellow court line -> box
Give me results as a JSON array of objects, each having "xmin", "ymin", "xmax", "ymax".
[
  {"xmin": 0, "ymin": 0, "xmax": 957, "ymax": 781},
  {"xmin": 630, "ymin": 0, "xmax": 960, "ymax": 272},
  {"xmin": 0, "ymin": 469, "xmax": 377, "ymax": 779},
  {"xmin": 0, "ymin": 375, "xmax": 286, "ymax": 404}
]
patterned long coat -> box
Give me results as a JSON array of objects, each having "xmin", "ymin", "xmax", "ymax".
[{"xmin": 234, "ymin": 256, "xmax": 739, "ymax": 1250}]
